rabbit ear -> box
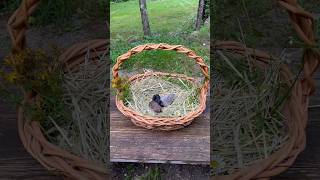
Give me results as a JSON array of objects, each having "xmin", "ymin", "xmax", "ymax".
[
  {"xmin": 160, "ymin": 93, "xmax": 176, "ymax": 107},
  {"xmin": 152, "ymin": 94, "xmax": 160, "ymax": 101}
]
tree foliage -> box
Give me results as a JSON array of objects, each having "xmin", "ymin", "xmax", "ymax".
[{"xmin": 111, "ymin": 0, "xmax": 130, "ymax": 3}]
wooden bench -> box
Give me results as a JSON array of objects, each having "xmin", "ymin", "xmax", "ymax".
[
  {"xmin": 1, "ymin": 80, "xmax": 320, "ymax": 179},
  {"xmin": 110, "ymin": 97, "xmax": 210, "ymax": 165}
]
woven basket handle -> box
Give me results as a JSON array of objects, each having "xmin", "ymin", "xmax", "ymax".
[
  {"xmin": 6, "ymin": 0, "xmax": 319, "ymax": 95},
  {"xmin": 279, "ymin": 0, "xmax": 320, "ymax": 95},
  {"xmin": 112, "ymin": 43, "xmax": 210, "ymax": 80},
  {"xmin": 7, "ymin": 0, "xmax": 39, "ymax": 53}
]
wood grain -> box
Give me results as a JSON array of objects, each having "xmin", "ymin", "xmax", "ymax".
[
  {"xmin": 110, "ymin": 97, "xmax": 210, "ymax": 165},
  {"xmin": 273, "ymin": 67, "xmax": 320, "ymax": 179},
  {"xmin": 0, "ymin": 101, "xmax": 63, "ymax": 180},
  {"xmin": 0, "ymin": 53, "xmax": 320, "ymax": 178}
]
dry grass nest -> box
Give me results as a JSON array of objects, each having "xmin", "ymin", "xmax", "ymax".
[
  {"xmin": 43, "ymin": 53, "xmax": 108, "ymax": 166},
  {"xmin": 211, "ymin": 50, "xmax": 297, "ymax": 176},
  {"xmin": 1, "ymin": 48, "xmax": 108, "ymax": 166},
  {"xmin": 123, "ymin": 74, "xmax": 201, "ymax": 118}
]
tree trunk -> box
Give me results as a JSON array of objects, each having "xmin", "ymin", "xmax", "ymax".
[
  {"xmin": 195, "ymin": 0, "xmax": 206, "ymax": 31},
  {"xmin": 139, "ymin": 0, "xmax": 151, "ymax": 36}
]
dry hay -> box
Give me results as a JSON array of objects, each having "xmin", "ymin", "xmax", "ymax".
[
  {"xmin": 211, "ymin": 50, "xmax": 293, "ymax": 175},
  {"xmin": 124, "ymin": 75, "xmax": 200, "ymax": 118},
  {"xmin": 45, "ymin": 52, "xmax": 108, "ymax": 166}
]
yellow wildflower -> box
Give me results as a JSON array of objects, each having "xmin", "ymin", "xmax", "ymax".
[
  {"xmin": 210, "ymin": 160, "xmax": 219, "ymax": 169},
  {"xmin": 40, "ymin": 72, "xmax": 49, "ymax": 80},
  {"xmin": 6, "ymin": 72, "xmax": 18, "ymax": 83},
  {"xmin": 111, "ymin": 77, "xmax": 123, "ymax": 89}
]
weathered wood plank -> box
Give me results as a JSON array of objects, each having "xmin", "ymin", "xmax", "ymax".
[
  {"xmin": 0, "ymin": 152, "xmax": 62, "ymax": 179},
  {"xmin": 273, "ymin": 52, "xmax": 320, "ymax": 178},
  {"xmin": 274, "ymin": 108, "xmax": 320, "ymax": 179},
  {"xmin": 110, "ymin": 97, "xmax": 210, "ymax": 165},
  {"xmin": 1, "ymin": 61, "xmax": 320, "ymax": 178},
  {"xmin": 0, "ymin": 101, "xmax": 62, "ymax": 180}
]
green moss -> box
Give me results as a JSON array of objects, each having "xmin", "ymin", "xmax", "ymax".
[
  {"xmin": 120, "ymin": 82, "xmax": 133, "ymax": 103},
  {"xmin": 111, "ymin": 0, "xmax": 209, "ymax": 75},
  {"xmin": 1, "ymin": 48, "xmax": 69, "ymax": 131},
  {"xmin": 140, "ymin": 167, "xmax": 161, "ymax": 180}
]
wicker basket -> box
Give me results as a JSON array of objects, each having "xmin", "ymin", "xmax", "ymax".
[
  {"xmin": 7, "ymin": 0, "xmax": 109, "ymax": 179},
  {"xmin": 112, "ymin": 44, "xmax": 209, "ymax": 130},
  {"xmin": 212, "ymin": 0, "xmax": 320, "ymax": 179}
]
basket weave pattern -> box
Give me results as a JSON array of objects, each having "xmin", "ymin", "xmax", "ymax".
[
  {"xmin": 212, "ymin": 0, "xmax": 320, "ymax": 179},
  {"xmin": 278, "ymin": 0, "xmax": 320, "ymax": 95},
  {"xmin": 17, "ymin": 40, "xmax": 109, "ymax": 180},
  {"xmin": 4, "ymin": 0, "xmax": 320, "ymax": 179},
  {"xmin": 112, "ymin": 43, "xmax": 210, "ymax": 130},
  {"xmin": 214, "ymin": 41, "xmax": 307, "ymax": 179},
  {"xmin": 7, "ymin": 0, "xmax": 109, "ymax": 179}
]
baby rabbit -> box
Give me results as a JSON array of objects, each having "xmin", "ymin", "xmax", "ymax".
[
  {"xmin": 149, "ymin": 94, "xmax": 176, "ymax": 113},
  {"xmin": 149, "ymin": 100, "xmax": 162, "ymax": 113}
]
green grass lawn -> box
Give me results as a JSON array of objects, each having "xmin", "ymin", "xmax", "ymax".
[
  {"xmin": 213, "ymin": 0, "xmax": 320, "ymax": 47},
  {"xmin": 110, "ymin": 0, "xmax": 209, "ymax": 76},
  {"xmin": 111, "ymin": 0, "xmax": 198, "ymax": 38},
  {"xmin": 0, "ymin": 0, "xmax": 109, "ymax": 26}
]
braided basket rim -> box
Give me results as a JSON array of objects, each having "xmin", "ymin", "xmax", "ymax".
[
  {"xmin": 115, "ymin": 71, "xmax": 208, "ymax": 126},
  {"xmin": 6, "ymin": 0, "xmax": 319, "ymax": 179},
  {"xmin": 112, "ymin": 43, "xmax": 210, "ymax": 130},
  {"xmin": 213, "ymin": 41, "xmax": 308, "ymax": 179},
  {"xmin": 16, "ymin": 39, "xmax": 109, "ymax": 180}
]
